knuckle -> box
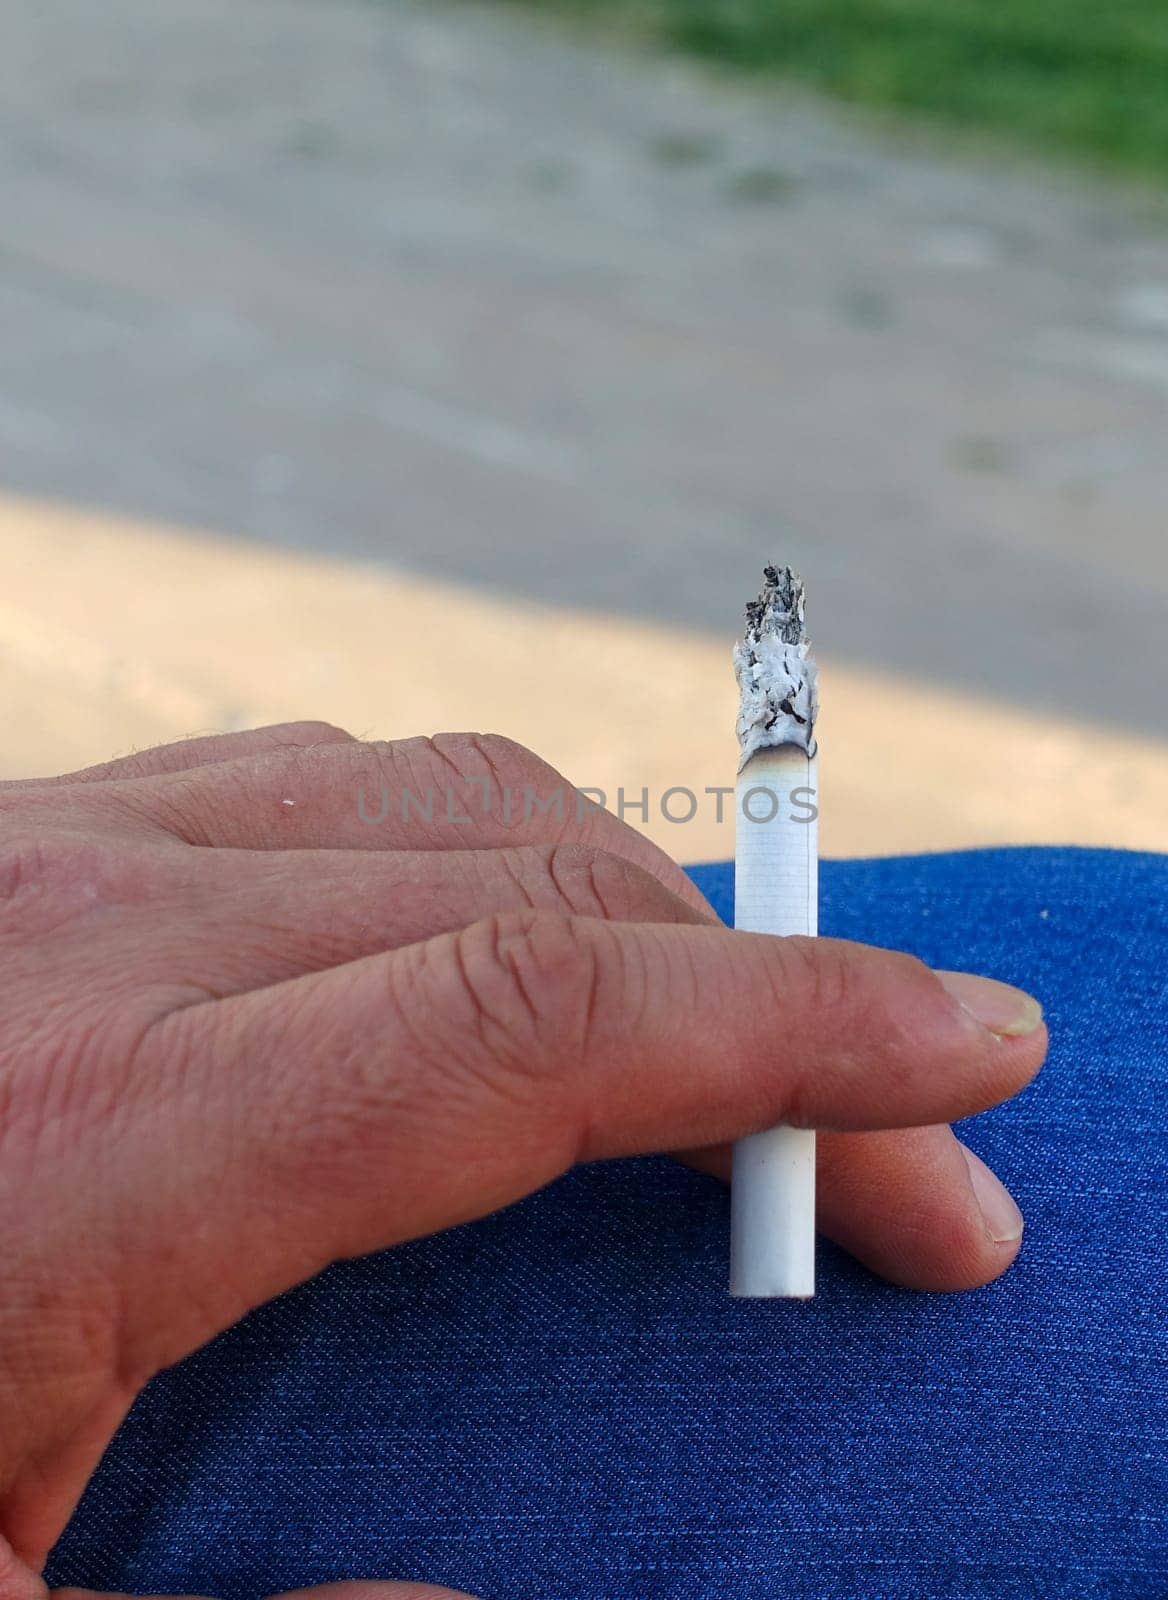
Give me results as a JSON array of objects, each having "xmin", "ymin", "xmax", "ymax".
[
  {"xmin": 775, "ymin": 935, "xmax": 865, "ymax": 1020},
  {"xmin": 135, "ymin": 769, "xmax": 233, "ymax": 846},
  {"xmin": 152, "ymin": 729, "xmax": 360, "ymax": 841},
  {"xmin": 262, "ymin": 719, "xmax": 355, "ymax": 748},
  {"xmin": 322, "ymin": 732, "xmax": 566, "ymax": 836},
  {"xmin": 448, "ymin": 908, "xmax": 601, "ymax": 1070},
  {"xmin": 79, "ymin": 748, "xmax": 159, "ymax": 783},
  {"xmin": 0, "ymin": 833, "xmax": 56, "ymax": 905},
  {"xmin": 463, "ymin": 731, "xmax": 544, "ymax": 780},
  {"xmin": 435, "ymin": 732, "xmax": 556, "ymax": 815},
  {"xmin": 545, "ymin": 842, "xmax": 620, "ymax": 916},
  {"xmin": 0, "ymin": 831, "xmax": 143, "ymax": 925},
  {"xmin": 241, "ymin": 723, "xmax": 363, "ymax": 799},
  {"xmin": 545, "ymin": 842, "xmax": 675, "ymax": 923},
  {"xmin": 772, "ymin": 939, "xmax": 937, "ymax": 1125},
  {"xmin": 764, "ymin": 938, "xmax": 868, "ymax": 1126}
]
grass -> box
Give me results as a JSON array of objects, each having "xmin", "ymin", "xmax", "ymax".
[{"xmin": 500, "ymin": 0, "xmax": 1168, "ymax": 185}]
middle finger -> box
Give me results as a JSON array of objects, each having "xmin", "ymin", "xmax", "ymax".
[{"xmin": 121, "ymin": 841, "xmax": 709, "ymax": 1001}]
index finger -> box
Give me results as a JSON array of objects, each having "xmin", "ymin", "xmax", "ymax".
[{"xmin": 125, "ymin": 914, "xmax": 1045, "ymax": 1377}]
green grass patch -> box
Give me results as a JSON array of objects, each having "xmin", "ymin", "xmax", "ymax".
[{"xmin": 500, "ymin": 0, "xmax": 1168, "ymax": 183}]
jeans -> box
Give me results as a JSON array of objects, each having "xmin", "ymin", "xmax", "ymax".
[{"xmin": 45, "ymin": 847, "xmax": 1168, "ymax": 1598}]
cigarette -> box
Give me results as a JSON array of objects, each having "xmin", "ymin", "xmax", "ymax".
[{"xmin": 729, "ymin": 565, "xmax": 819, "ymax": 1299}]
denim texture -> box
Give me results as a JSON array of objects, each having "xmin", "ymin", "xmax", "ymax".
[{"xmin": 45, "ymin": 847, "xmax": 1168, "ymax": 1598}]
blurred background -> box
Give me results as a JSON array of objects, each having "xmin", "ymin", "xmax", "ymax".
[{"xmin": 2, "ymin": 0, "xmax": 1166, "ymax": 861}]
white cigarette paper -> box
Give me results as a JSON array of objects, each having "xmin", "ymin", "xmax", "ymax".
[{"xmin": 730, "ymin": 567, "xmax": 819, "ymax": 1299}]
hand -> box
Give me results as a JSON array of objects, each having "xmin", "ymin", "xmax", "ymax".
[{"xmin": 0, "ymin": 725, "xmax": 1046, "ymax": 1599}]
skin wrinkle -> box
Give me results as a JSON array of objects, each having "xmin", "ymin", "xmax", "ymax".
[
  {"xmin": 545, "ymin": 840, "xmax": 603, "ymax": 917},
  {"xmin": 573, "ymin": 924, "xmax": 604, "ymax": 1143},
  {"xmin": 356, "ymin": 738, "xmax": 442, "ymax": 848},
  {"xmin": 450, "ymin": 911, "xmax": 607, "ymax": 1158},
  {"xmin": 415, "ymin": 732, "xmax": 509, "ymax": 844},
  {"xmin": 470, "ymin": 731, "xmax": 608, "ymax": 852},
  {"xmin": 447, "ymin": 732, "xmax": 712, "ymax": 916},
  {"xmin": 370, "ymin": 932, "xmax": 577, "ymax": 1222},
  {"xmin": 495, "ymin": 845, "xmax": 545, "ymax": 914},
  {"xmin": 91, "ymin": 739, "xmax": 340, "ymax": 853},
  {"xmin": 384, "ymin": 941, "xmax": 568, "ymax": 1201},
  {"xmin": 607, "ymin": 918, "xmax": 655, "ymax": 1067},
  {"xmin": 524, "ymin": 914, "xmax": 608, "ymax": 1073},
  {"xmin": 569, "ymin": 920, "xmax": 663, "ymax": 1168},
  {"xmin": 546, "ymin": 843, "xmax": 687, "ymax": 926},
  {"xmin": 569, "ymin": 844, "xmax": 624, "ymax": 921},
  {"xmin": 464, "ymin": 940, "xmax": 578, "ymax": 1158},
  {"xmin": 382, "ymin": 927, "xmax": 553, "ymax": 1147},
  {"xmin": 381, "ymin": 940, "xmax": 445, "ymax": 1085},
  {"xmin": 466, "ymin": 732, "xmax": 533, "ymax": 834},
  {"xmin": 677, "ymin": 935, "xmax": 788, "ymax": 1137},
  {"xmin": 340, "ymin": 734, "xmax": 532, "ymax": 852},
  {"xmin": 232, "ymin": 854, "xmax": 420, "ymax": 969},
  {"xmin": 228, "ymin": 896, "xmax": 373, "ymax": 979},
  {"xmin": 4, "ymin": 1010, "xmax": 141, "ymax": 1176},
  {"xmin": 486, "ymin": 912, "xmax": 561, "ymax": 1046},
  {"xmin": 212, "ymin": 977, "xmax": 397, "ymax": 1239},
  {"xmin": 62, "ymin": 772, "xmax": 206, "ymax": 848}
]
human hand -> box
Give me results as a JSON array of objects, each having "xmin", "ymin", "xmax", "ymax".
[{"xmin": 0, "ymin": 725, "xmax": 1045, "ymax": 1598}]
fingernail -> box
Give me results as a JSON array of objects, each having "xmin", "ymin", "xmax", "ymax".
[
  {"xmin": 961, "ymin": 1144, "xmax": 1024, "ymax": 1244},
  {"xmin": 936, "ymin": 970, "xmax": 1043, "ymax": 1037}
]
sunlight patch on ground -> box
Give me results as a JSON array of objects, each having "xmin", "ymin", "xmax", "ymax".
[{"xmin": 2, "ymin": 491, "xmax": 1165, "ymax": 861}]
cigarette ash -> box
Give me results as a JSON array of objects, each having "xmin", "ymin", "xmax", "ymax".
[{"xmin": 733, "ymin": 564, "xmax": 818, "ymax": 767}]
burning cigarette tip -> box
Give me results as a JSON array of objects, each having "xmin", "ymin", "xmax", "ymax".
[
  {"xmin": 733, "ymin": 564, "xmax": 819, "ymax": 767},
  {"xmin": 744, "ymin": 564, "xmax": 808, "ymax": 648}
]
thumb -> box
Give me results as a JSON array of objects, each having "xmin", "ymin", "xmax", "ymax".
[{"xmin": 123, "ymin": 912, "xmax": 1045, "ymax": 1375}]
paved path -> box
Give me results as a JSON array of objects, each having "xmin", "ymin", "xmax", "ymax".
[{"xmin": 1, "ymin": 0, "xmax": 1167, "ymax": 848}]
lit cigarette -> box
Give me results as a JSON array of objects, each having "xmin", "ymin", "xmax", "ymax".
[{"xmin": 729, "ymin": 565, "xmax": 819, "ymax": 1299}]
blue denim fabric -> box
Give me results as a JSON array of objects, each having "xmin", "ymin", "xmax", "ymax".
[{"xmin": 45, "ymin": 847, "xmax": 1167, "ymax": 1598}]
